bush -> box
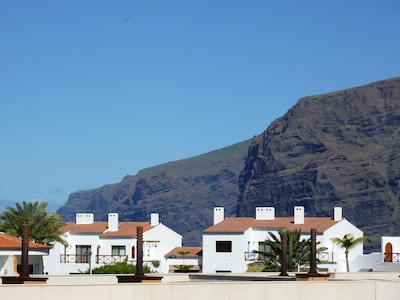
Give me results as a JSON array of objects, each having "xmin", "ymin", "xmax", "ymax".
[{"xmin": 87, "ymin": 262, "xmax": 153, "ymax": 274}]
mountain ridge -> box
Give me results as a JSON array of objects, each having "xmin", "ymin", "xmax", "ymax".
[
  {"xmin": 58, "ymin": 139, "xmax": 251, "ymax": 246},
  {"xmin": 58, "ymin": 77, "xmax": 400, "ymax": 251},
  {"xmin": 237, "ymin": 76, "xmax": 400, "ymax": 251}
]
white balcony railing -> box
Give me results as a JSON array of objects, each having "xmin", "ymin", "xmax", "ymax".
[{"xmin": 60, "ymin": 254, "xmax": 128, "ymax": 264}]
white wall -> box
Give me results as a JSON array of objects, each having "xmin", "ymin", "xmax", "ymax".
[
  {"xmin": 165, "ymin": 257, "xmax": 201, "ymax": 273},
  {"xmin": 143, "ymin": 223, "xmax": 182, "ymax": 273},
  {"xmin": 0, "ymin": 250, "xmax": 47, "ymax": 275},
  {"xmin": 323, "ymin": 219, "xmax": 364, "ymax": 272},
  {"xmin": 202, "ymin": 218, "xmax": 368, "ymax": 273},
  {"xmin": 0, "ymin": 255, "xmax": 16, "ymax": 276},
  {"xmin": 44, "ymin": 224, "xmax": 182, "ymax": 275},
  {"xmin": 203, "ymin": 233, "xmax": 249, "ymax": 273},
  {"xmin": 382, "ymin": 236, "xmax": 400, "ymax": 255},
  {"xmin": 1, "ymin": 277, "xmax": 400, "ymax": 300},
  {"xmin": 44, "ymin": 232, "xmax": 102, "ymax": 275}
]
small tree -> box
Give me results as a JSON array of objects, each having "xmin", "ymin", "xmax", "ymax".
[
  {"xmin": 0, "ymin": 201, "xmax": 66, "ymax": 246},
  {"xmin": 252, "ymin": 229, "xmax": 327, "ymax": 272},
  {"xmin": 177, "ymin": 250, "xmax": 193, "ymax": 272},
  {"xmin": 331, "ymin": 233, "xmax": 371, "ymax": 272}
]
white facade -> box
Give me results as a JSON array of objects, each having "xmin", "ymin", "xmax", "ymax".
[
  {"xmin": 44, "ymin": 213, "xmax": 182, "ymax": 275},
  {"xmin": 0, "ymin": 232, "xmax": 50, "ymax": 276},
  {"xmin": 164, "ymin": 247, "xmax": 203, "ymax": 272},
  {"xmin": 0, "ymin": 250, "xmax": 48, "ymax": 276},
  {"xmin": 381, "ymin": 236, "xmax": 400, "ymax": 264},
  {"xmin": 203, "ymin": 206, "xmax": 367, "ymax": 273},
  {"xmin": 321, "ymin": 217, "xmax": 364, "ymax": 272}
]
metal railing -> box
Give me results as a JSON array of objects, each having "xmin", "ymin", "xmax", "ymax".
[
  {"xmin": 60, "ymin": 254, "xmax": 90, "ymax": 264},
  {"xmin": 317, "ymin": 252, "xmax": 329, "ymax": 262},
  {"xmin": 244, "ymin": 251, "xmax": 331, "ymax": 262},
  {"xmin": 384, "ymin": 252, "xmax": 400, "ymax": 263},
  {"xmin": 60, "ymin": 254, "xmax": 128, "ymax": 264},
  {"xmin": 96, "ymin": 255, "xmax": 128, "ymax": 264},
  {"xmin": 244, "ymin": 252, "xmax": 268, "ymax": 261}
]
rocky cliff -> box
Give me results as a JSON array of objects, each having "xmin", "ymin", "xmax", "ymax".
[
  {"xmin": 58, "ymin": 139, "xmax": 251, "ymax": 246},
  {"xmin": 237, "ymin": 77, "xmax": 400, "ymax": 251}
]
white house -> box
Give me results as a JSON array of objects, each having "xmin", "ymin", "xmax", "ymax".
[
  {"xmin": 366, "ymin": 236, "xmax": 400, "ymax": 271},
  {"xmin": 44, "ymin": 212, "xmax": 182, "ymax": 275},
  {"xmin": 202, "ymin": 206, "xmax": 366, "ymax": 273},
  {"xmin": 0, "ymin": 232, "xmax": 51, "ymax": 276},
  {"xmin": 165, "ymin": 246, "xmax": 203, "ymax": 273}
]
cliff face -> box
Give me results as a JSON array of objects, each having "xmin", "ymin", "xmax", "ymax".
[
  {"xmin": 59, "ymin": 77, "xmax": 400, "ymax": 251},
  {"xmin": 57, "ymin": 140, "xmax": 251, "ymax": 246},
  {"xmin": 237, "ymin": 77, "xmax": 400, "ymax": 251}
]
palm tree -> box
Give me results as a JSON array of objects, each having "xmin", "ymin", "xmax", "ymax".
[
  {"xmin": 0, "ymin": 201, "xmax": 67, "ymax": 246},
  {"xmin": 331, "ymin": 233, "xmax": 371, "ymax": 272},
  {"xmin": 258, "ymin": 229, "xmax": 326, "ymax": 272},
  {"xmin": 177, "ymin": 250, "xmax": 193, "ymax": 272}
]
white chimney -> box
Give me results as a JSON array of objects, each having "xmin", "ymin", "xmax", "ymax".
[
  {"xmin": 151, "ymin": 213, "xmax": 159, "ymax": 226},
  {"xmin": 294, "ymin": 206, "xmax": 304, "ymax": 224},
  {"xmin": 214, "ymin": 207, "xmax": 224, "ymax": 225},
  {"xmin": 255, "ymin": 207, "xmax": 275, "ymax": 220},
  {"xmin": 334, "ymin": 207, "xmax": 343, "ymax": 221},
  {"xmin": 108, "ymin": 213, "xmax": 119, "ymax": 231},
  {"xmin": 76, "ymin": 213, "xmax": 94, "ymax": 224}
]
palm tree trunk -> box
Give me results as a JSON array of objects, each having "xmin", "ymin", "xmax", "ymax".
[{"xmin": 345, "ymin": 250, "xmax": 349, "ymax": 272}]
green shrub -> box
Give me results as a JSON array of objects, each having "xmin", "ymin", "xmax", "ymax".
[{"xmin": 87, "ymin": 262, "xmax": 153, "ymax": 274}]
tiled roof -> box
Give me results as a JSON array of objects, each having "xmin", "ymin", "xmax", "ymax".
[
  {"xmin": 0, "ymin": 232, "xmax": 52, "ymax": 250},
  {"xmin": 165, "ymin": 247, "xmax": 203, "ymax": 258},
  {"xmin": 60, "ymin": 221, "xmax": 154, "ymax": 237},
  {"xmin": 101, "ymin": 222, "xmax": 153, "ymax": 237},
  {"xmin": 203, "ymin": 217, "xmax": 341, "ymax": 234}
]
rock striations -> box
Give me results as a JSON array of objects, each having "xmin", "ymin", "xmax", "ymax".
[
  {"xmin": 57, "ymin": 140, "xmax": 251, "ymax": 246},
  {"xmin": 58, "ymin": 77, "xmax": 400, "ymax": 251},
  {"xmin": 237, "ymin": 77, "xmax": 400, "ymax": 251}
]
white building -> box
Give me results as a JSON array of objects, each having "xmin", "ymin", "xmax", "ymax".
[
  {"xmin": 165, "ymin": 246, "xmax": 203, "ymax": 273},
  {"xmin": 202, "ymin": 206, "xmax": 366, "ymax": 273},
  {"xmin": 44, "ymin": 212, "xmax": 182, "ymax": 275},
  {"xmin": 366, "ymin": 236, "xmax": 400, "ymax": 271},
  {"xmin": 0, "ymin": 232, "xmax": 51, "ymax": 276}
]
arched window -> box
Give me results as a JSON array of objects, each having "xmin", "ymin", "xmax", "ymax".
[
  {"xmin": 384, "ymin": 243, "xmax": 393, "ymax": 262},
  {"xmin": 131, "ymin": 246, "xmax": 135, "ymax": 259}
]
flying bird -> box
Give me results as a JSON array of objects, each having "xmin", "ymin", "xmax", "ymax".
[{"xmin": 124, "ymin": 17, "xmax": 131, "ymax": 22}]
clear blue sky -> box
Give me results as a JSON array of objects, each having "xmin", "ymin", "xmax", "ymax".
[{"xmin": 1, "ymin": 1, "xmax": 399, "ymax": 213}]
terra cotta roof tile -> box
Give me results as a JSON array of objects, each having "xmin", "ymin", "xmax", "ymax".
[
  {"xmin": 59, "ymin": 221, "xmax": 154, "ymax": 237},
  {"xmin": 165, "ymin": 247, "xmax": 203, "ymax": 258},
  {"xmin": 0, "ymin": 232, "xmax": 52, "ymax": 250},
  {"xmin": 203, "ymin": 217, "xmax": 340, "ymax": 234}
]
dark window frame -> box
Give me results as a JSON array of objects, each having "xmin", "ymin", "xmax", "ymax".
[
  {"xmin": 112, "ymin": 245, "xmax": 126, "ymax": 256},
  {"xmin": 216, "ymin": 241, "xmax": 232, "ymax": 252}
]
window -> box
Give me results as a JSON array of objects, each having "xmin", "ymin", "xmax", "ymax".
[
  {"xmin": 76, "ymin": 245, "xmax": 91, "ymax": 263},
  {"xmin": 131, "ymin": 246, "xmax": 135, "ymax": 259},
  {"xmin": 258, "ymin": 242, "xmax": 271, "ymax": 254},
  {"xmin": 112, "ymin": 246, "xmax": 126, "ymax": 256},
  {"xmin": 216, "ymin": 241, "xmax": 232, "ymax": 252}
]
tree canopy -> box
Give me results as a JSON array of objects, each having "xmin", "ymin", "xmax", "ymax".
[
  {"xmin": 0, "ymin": 201, "xmax": 67, "ymax": 246},
  {"xmin": 331, "ymin": 233, "xmax": 371, "ymax": 272},
  {"xmin": 252, "ymin": 229, "xmax": 327, "ymax": 272}
]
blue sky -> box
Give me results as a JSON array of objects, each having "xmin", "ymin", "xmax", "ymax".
[{"xmin": 1, "ymin": 1, "xmax": 399, "ymax": 213}]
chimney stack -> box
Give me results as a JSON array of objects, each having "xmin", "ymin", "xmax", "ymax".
[
  {"xmin": 76, "ymin": 213, "xmax": 94, "ymax": 224},
  {"xmin": 108, "ymin": 213, "xmax": 119, "ymax": 231},
  {"xmin": 255, "ymin": 207, "xmax": 275, "ymax": 220},
  {"xmin": 334, "ymin": 207, "xmax": 343, "ymax": 221},
  {"xmin": 151, "ymin": 213, "xmax": 159, "ymax": 226},
  {"xmin": 214, "ymin": 207, "xmax": 224, "ymax": 225},
  {"xmin": 294, "ymin": 206, "xmax": 304, "ymax": 224}
]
